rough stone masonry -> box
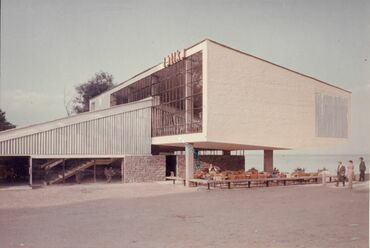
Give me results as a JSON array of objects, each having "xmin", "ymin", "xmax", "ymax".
[{"xmin": 123, "ymin": 155, "xmax": 166, "ymax": 183}]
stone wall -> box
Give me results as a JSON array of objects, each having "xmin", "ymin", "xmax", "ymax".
[
  {"xmin": 123, "ymin": 155, "xmax": 166, "ymax": 183},
  {"xmin": 176, "ymin": 155, "xmax": 245, "ymax": 178}
]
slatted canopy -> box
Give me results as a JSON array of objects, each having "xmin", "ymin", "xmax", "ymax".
[{"xmin": 0, "ymin": 99, "xmax": 152, "ymax": 158}]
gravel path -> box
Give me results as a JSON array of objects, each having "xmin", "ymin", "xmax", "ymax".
[{"xmin": 0, "ymin": 181, "xmax": 368, "ymax": 248}]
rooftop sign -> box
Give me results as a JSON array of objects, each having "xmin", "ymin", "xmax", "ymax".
[{"xmin": 163, "ymin": 49, "xmax": 185, "ymax": 67}]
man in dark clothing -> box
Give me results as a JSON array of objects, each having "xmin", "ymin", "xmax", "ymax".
[
  {"xmin": 336, "ymin": 161, "xmax": 346, "ymax": 187},
  {"xmin": 359, "ymin": 157, "xmax": 366, "ymax": 181}
]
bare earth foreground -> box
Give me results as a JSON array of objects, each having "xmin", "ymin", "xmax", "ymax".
[{"xmin": 0, "ymin": 181, "xmax": 368, "ymax": 248}]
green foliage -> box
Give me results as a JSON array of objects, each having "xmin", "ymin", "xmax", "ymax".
[
  {"xmin": 0, "ymin": 109, "xmax": 16, "ymax": 131},
  {"xmin": 73, "ymin": 72, "xmax": 114, "ymax": 113}
]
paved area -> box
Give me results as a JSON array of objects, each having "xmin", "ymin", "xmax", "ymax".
[{"xmin": 0, "ymin": 181, "xmax": 368, "ymax": 248}]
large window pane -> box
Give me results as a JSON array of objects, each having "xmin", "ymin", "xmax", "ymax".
[{"xmin": 110, "ymin": 51, "xmax": 202, "ymax": 137}]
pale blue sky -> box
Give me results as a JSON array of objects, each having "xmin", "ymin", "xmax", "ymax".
[{"xmin": 1, "ymin": 0, "xmax": 369, "ymax": 154}]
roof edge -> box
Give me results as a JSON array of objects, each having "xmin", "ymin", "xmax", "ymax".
[
  {"xmin": 205, "ymin": 38, "xmax": 351, "ymax": 94},
  {"xmin": 90, "ymin": 39, "xmax": 209, "ymax": 101},
  {"xmin": 91, "ymin": 38, "xmax": 351, "ymax": 101},
  {"xmin": 0, "ymin": 97, "xmax": 153, "ymax": 140}
]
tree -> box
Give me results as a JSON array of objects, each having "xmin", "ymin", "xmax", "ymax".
[
  {"xmin": 0, "ymin": 109, "xmax": 16, "ymax": 131},
  {"xmin": 72, "ymin": 72, "xmax": 114, "ymax": 113}
]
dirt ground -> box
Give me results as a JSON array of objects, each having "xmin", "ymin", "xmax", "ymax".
[{"xmin": 0, "ymin": 181, "xmax": 368, "ymax": 248}]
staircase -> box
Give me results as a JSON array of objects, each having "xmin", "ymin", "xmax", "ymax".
[
  {"xmin": 48, "ymin": 159, "xmax": 116, "ymax": 185},
  {"xmin": 40, "ymin": 159, "xmax": 64, "ymax": 170}
]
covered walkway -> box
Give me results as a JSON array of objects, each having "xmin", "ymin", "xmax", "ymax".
[{"xmin": 0, "ymin": 99, "xmax": 152, "ymax": 187}]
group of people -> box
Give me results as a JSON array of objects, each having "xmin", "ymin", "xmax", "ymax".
[{"xmin": 336, "ymin": 157, "xmax": 366, "ymax": 187}]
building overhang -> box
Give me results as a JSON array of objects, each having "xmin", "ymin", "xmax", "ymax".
[{"xmin": 152, "ymin": 139, "xmax": 289, "ymax": 151}]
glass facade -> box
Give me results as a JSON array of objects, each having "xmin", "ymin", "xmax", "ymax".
[{"xmin": 110, "ymin": 51, "xmax": 203, "ymax": 137}]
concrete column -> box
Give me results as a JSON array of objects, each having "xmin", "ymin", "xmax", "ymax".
[
  {"xmin": 264, "ymin": 150, "xmax": 273, "ymax": 173},
  {"xmin": 322, "ymin": 171, "xmax": 326, "ymax": 185},
  {"xmin": 185, "ymin": 143, "xmax": 194, "ymax": 187}
]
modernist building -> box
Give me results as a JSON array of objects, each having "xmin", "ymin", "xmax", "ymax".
[{"xmin": 0, "ymin": 39, "xmax": 351, "ymax": 187}]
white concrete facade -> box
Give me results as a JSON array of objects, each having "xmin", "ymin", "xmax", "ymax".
[
  {"xmin": 150, "ymin": 39, "xmax": 350, "ymax": 150},
  {"xmin": 206, "ymin": 40, "xmax": 351, "ymax": 150}
]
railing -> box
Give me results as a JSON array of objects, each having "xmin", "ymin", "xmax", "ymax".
[{"xmin": 47, "ymin": 159, "xmax": 116, "ymax": 185}]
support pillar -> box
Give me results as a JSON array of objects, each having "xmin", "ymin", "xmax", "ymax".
[
  {"xmin": 322, "ymin": 171, "xmax": 326, "ymax": 186},
  {"xmin": 264, "ymin": 150, "xmax": 273, "ymax": 173},
  {"xmin": 29, "ymin": 157, "xmax": 33, "ymax": 187},
  {"xmin": 185, "ymin": 143, "xmax": 194, "ymax": 187}
]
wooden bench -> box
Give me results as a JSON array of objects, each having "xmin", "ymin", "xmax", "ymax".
[
  {"xmin": 165, "ymin": 176, "xmax": 186, "ymax": 186},
  {"xmin": 188, "ymin": 179, "xmax": 214, "ymax": 190},
  {"xmin": 189, "ymin": 176, "xmax": 321, "ymax": 190}
]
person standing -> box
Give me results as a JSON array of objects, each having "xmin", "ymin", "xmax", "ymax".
[
  {"xmin": 347, "ymin": 160, "xmax": 354, "ymax": 189},
  {"xmin": 336, "ymin": 161, "xmax": 346, "ymax": 187},
  {"xmin": 359, "ymin": 157, "xmax": 366, "ymax": 181}
]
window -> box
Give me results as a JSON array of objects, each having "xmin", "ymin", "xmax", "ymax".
[
  {"xmin": 109, "ymin": 51, "xmax": 203, "ymax": 137},
  {"xmin": 315, "ymin": 93, "xmax": 348, "ymax": 138}
]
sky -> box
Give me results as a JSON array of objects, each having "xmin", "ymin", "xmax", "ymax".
[{"xmin": 0, "ymin": 0, "xmax": 369, "ymax": 154}]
